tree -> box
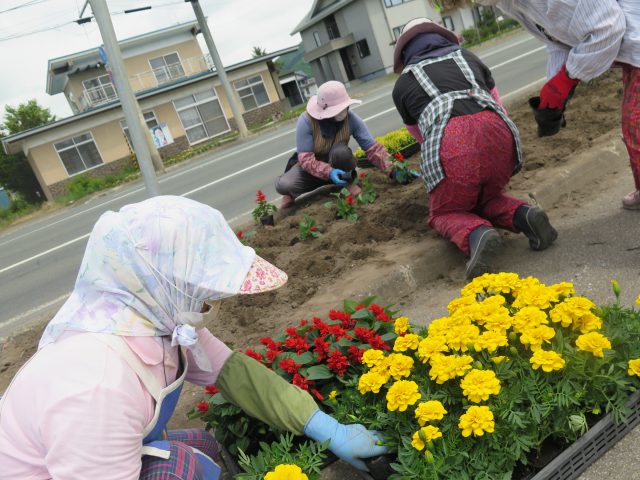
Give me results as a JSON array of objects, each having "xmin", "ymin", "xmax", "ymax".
[
  {"xmin": 251, "ymin": 46, "xmax": 267, "ymax": 58},
  {"xmin": 2, "ymin": 99, "xmax": 55, "ymax": 135},
  {"xmin": 0, "ymin": 99, "xmax": 53, "ymax": 202}
]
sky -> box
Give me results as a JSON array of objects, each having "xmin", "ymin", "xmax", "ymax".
[{"xmin": 0, "ymin": 0, "xmax": 315, "ymax": 120}]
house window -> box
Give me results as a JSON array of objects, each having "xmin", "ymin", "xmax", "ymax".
[
  {"xmin": 392, "ymin": 25, "xmax": 406, "ymax": 40},
  {"xmin": 173, "ymin": 89, "xmax": 229, "ymax": 144},
  {"xmin": 82, "ymin": 74, "xmax": 117, "ymax": 106},
  {"xmin": 383, "ymin": 0, "xmax": 413, "ymax": 7},
  {"xmin": 325, "ymin": 15, "xmax": 341, "ymax": 40},
  {"xmin": 149, "ymin": 52, "xmax": 185, "ymax": 85},
  {"xmin": 442, "ymin": 16, "xmax": 455, "ymax": 31},
  {"xmin": 54, "ymin": 132, "xmax": 103, "ymax": 176},
  {"xmin": 234, "ymin": 75, "xmax": 270, "ymax": 111},
  {"xmin": 356, "ymin": 39, "xmax": 371, "ymax": 58},
  {"xmin": 313, "ymin": 31, "xmax": 321, "ymax": 47},
  {"xmin": 120, "ymin": 111, "xmax": 159, "ymax": 145}
]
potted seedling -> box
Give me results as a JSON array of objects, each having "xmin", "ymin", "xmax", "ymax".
[{"xmin": 252, "ymin": 190, "xmax": 278, "ymax": 226}]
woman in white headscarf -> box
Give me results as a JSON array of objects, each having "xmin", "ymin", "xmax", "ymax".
[
  {"xmin": 476, "ymin": 0, "xmax": 640, "ymax": 209},
  {"xmin": 0, "ymin": 196, "xmax": 386, "ymax": 479}
]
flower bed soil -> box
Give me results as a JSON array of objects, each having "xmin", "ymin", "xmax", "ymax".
[{"xmin": 0, "ymin": 70, "xmax": 625, "ymax": 441}]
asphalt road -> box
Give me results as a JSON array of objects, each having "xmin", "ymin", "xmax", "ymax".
[{"xmin": 0, "ymin": 31, "xmax": 548, "ymax": 336}]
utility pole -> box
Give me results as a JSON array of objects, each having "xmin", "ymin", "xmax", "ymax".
[
  {"xmin": 86, "ymin": 0, "xmax": 161, "ymax": 196},
  {"xmin": 185, "ymin": 0, "xmax": 249, "ymax": 139}
]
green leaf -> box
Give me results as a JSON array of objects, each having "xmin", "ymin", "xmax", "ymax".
[
  {"xmin": 294, "ymin": 351, "xmax": 315, "ymax": 364},
  {"xmin": 343, "ymin": 299, "xmax": 358, "ymax": 313},
  {"xmin": 380, "ymin": 332, "xmax": 397, "ymax": 342},
  {"xmin": 352, "ymin": 308, "xmax": 372, "ymax": 320},
  {"xmin": 305, "ymin": 364, "xmax": 334, "ymax": 380}
]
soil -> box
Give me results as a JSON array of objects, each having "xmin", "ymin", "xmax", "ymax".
[{"xmin": 0, "ymin": 70, "xmax": 625, "ymax": 432}]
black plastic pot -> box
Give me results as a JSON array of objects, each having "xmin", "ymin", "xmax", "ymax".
[{"xmin": 260, "ymin": 214, "xmax": 275, "ymax": 227}]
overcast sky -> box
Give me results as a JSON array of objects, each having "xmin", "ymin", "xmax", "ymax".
[{"xmin": 0, "ymin": 0, "xmax": 314, "ymax": 120}]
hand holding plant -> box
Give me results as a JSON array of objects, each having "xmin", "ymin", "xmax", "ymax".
[
  {"xmin": 252, "ymin": 190, "xmax": 278, "ymax": 223},
  {"xmin": 389, "ymin": 153, "xmax": 420, "ymax": 185},
  {"xmin": 299, "ymin": 215, "xmax": 322, "ymax": 240}
]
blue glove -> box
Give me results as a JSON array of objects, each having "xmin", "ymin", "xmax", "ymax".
[
  {"xmin": 329, "ymin": 168, "xmax": 349, "ymax": 187},
  {"xmin": 303, "ymin": 409, "xmax": 388, "ymax": 471}
]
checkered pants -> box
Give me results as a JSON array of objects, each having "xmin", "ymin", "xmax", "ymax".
[
  {"xmin": 427, "ymin": 110, "xmax": 526, "ymax": 255},
  {"xmin": 622, "ymin": 64, "xmax": 640, "ymax": 190},
  {"xmin": 140, "ymin": 429, "xmax": 221, "ymax": 480}
]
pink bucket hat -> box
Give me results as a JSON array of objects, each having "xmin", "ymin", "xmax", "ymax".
[
  {"xmin": 393, "ymin": 18, "xmax": 461, "ymax": 74},
  {"xmin": 306, "ymin": 80, "xmax": 362, "ymax": 120}
]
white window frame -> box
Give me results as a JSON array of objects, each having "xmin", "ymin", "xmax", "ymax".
[
  {"xmin": 120, "ymin": 111, "xmax": 159, "ymax": 145},
  {"xmin": 54, "ymin": 131, "xmax": 104, "ymax": 177},
  {"xmin": 234, "ymin": 74, "xmax": 270, "ymax": 112},
  {"xmin": 313, "ymin": 31, "xmax": 321, "ymax": 47},
  {"xmin": 442, "ymin": 15, "xmax": 455, "ymax": 31},
  {"xmin": 173, "ymin": 88, "xmax": 230, "ymax": 146},
  {"xmin": 392, "ymin": 25, "xmax": 406, "ymax": 40},
  {"xmin": 148, "ymin": 51, "xmax": 186, "ymax": 85},
  {"xmin": 383, "ymin": 0, "xmax": 413, "ymax": 7},
  {"xmin": 82, "ymin": 74, "xmax": 117, "ymax": 106}
]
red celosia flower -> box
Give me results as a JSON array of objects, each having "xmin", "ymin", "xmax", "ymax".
[
  {"xmin": 286, "ymin": 327, "xmax": 298, "ymax": 336},
  {"xmin": 311, "ymin": 388, "xmax": 324, "ymax": 401},
  {"xmin": 299, "ymin": 319, "xmax": 309, "ymax": 327},
  {"xmin": 197, "ymin": 401, "xmax": 209, "ymax": 412},
  {"xmin": 313, "ymin": 337, "xmax": 330, "ymax": 361},
  {"xmin": 355, "ymin": 304, "xmax": 366, "ymax": 311},
  {"xmin": 205, "ymin": 385, "xmax": 219, "ymax": 395},
  {"xmin": 359, "ymin": 172, "xmax": 367, "ymax": 179},
  {"xmin": 236, "ymin": 230, "xmax": 244, "ymax": 240},
  {"xmin": 244, "ymin": 349, "xmax": 264, "ymax": 362},
  {"xmin": 354, "ymin": 327, "xmax": 372, "ymax": 342},
  {"xmin": 348, "ymin": 345, "xmax": 365, "ymax": 364},
  {"xmin": 311, "ymin": 317, "xmax": 330, "ymax": 336},
  {"xmin": 279, "ymin": 358, "xmax": 301, "ymax": 375},
  {"xmin": 368, "ymin": 333, "xmax": 391, "ymax": 351},
  {"xmin": 346, "ymin": 195, "xmax": 355, "ymax": 205},
  {"xmin": 327, "ymin": 324, "xmax": 349, "ymax": 340},
  {"xmin": 327, "ymin": 349, "xmax": 349, "ymax": 376},
  {"xmin": 266, "ymin": 348, "xmax": 284, "ymax": 362},
  {"xmin": 292, "ymin": 373, "xmax": 310, "ymax": 390},
  {"xmin": 285, "ymin": 334, "xmax": 310, "ymax": 354},
  {"xmin": 369, "ymin": 304, "xmax": 384, "ymax": 316},
  {"xmin": 309, "ymin": 226, "xmax": 318, "ymax": 232},
  {"xmin": 260, "ymin": 337, "xmax": 282, "ymax": 350},
  {"xmin": 394, "ymin": 152, "xmax": 405, "ymax": 161},
  {"xmin": 256, "ymin": 190, "xmax": 267, "ymax": 203},
  {"xmin": 328, "ymin": 309, "xmax": 354, "ymax": 329}
]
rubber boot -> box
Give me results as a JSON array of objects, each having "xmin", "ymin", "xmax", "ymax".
[
  {"xmin": 513, "ymin": 205, "xmax": 558, "ymax": 251},
  {"xmin": 465, "ymin": 226, "xmax": 503, "ymax": 279}
]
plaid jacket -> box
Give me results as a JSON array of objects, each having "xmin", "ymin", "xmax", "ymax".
[{"xmin": 402, "ymin": 50, "xmax": 523, "ymax": 192}]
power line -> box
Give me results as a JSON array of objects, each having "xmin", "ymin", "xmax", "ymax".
[{"xmin": 0, "ymin": 0, "xmax": 51, "ymax": 15}]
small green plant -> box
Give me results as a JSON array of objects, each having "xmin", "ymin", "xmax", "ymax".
[
  {"xmin": 236, "ymin": 433, "xmax": 328, "ymax": 480},
  {"xmin": 356, "ymin": 171, "xmax": 377, "ymax": 204},
  {"xmin": 236, "ymin": 229, "xmax": 257, "ymax": 245},
  {"xmin": 252, "ymin": 190, "xmax": 278, "ymax": 222},
  {"xmin": 299, "ymin": 215, "xmax": 322, "ymax": 240},
  {"xmin": 389, "ymin": 152, "xmax": 417, "ymax": 185},
  {"xmin": 354, "ymin": 128, "xmax": 417, "ymax": 159},
  {"xmin": 324, "ymin": 188, "xmax": 358, "ymax": 221}
]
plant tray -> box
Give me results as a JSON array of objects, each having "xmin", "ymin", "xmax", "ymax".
[
  {"xmin": 356, "ymin": 143, "xmax": 420, "ymax": 169},
  {"xmin": 529, "ymin": 391, "xmax": 640, "ymax": 480}
]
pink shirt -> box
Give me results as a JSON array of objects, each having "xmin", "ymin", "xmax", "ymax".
[{"xmin": 0, "ymin": 328, "xmax": 232, "ymax": 480}]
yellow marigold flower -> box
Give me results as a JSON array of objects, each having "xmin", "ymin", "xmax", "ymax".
[
  {"xmin": 415, "ymin": 400, "xmax": 448, "ymax": 425},
  {"xmin": 512, "ymin": 307, "xmax": 549, "ymax": 333},
  {"xmin": 611, "ymin": 279, "xmax": 622, "ymax": 298},
  {"xmin": 458, "ymin": 405, "xmax": 495, "ymax": 437},
  {"xmin": 387, "ymin": 353, "xmax": 414, "ymax": 380},
  {"xmin": 427, "ymin": 316, "xmax": 455, "ymax": 337},
  {"xmin": 550, "ymin": 296, "xmax": 600, "ymax": 332},
  {"xmin": 573, "ymin": 312, "xmax": 603, "ymax": 334},
  {"xmin": 530, "ymin": 349, "xmax": 565, "ymax": 372},
  {"xmin": 636, "ymin": 294, "xmax": 640, "ymax": 307},
  {"xmin": 358, "ymin": 371, "xmax": 387, "ymax": 394},
  {"xmin": 386, "ymin": 380, "xmax": 421, "ymax": 412},
  {"xmin": 481, "ymin": 309, "xmax": 512, "ymax": 333},
  {"xmin": 628, "ymin": 359, "xmax": 640, "ymax": 376},
  {"xmin": 475, "ymin": 330, "xmax": 508, "ymax": 353},
  {"xmin": 394, "ymin": 316, "xmax": 410, "ymax": 335},
  {"xmin": 461, "ymin": 272, "xmax": 521, "ymax": 297},
  {"xmin": 576, "ymin": 332, "xmax": 612, "ymax": 358},
  {"xmin": 447, "ymin": 295, "xmax": 478, "ymax": 315},
  {"xmin": 548, "ymin": 281, "xmax": 576, "ymax": 299},
  {"xmin": 491, "ymin": 356, "xmax": 506, "ymax": 364},
  {"xmin": 460, "ymin": 369, "xmax": 501, "ymax": 403},
  {"xmin": 328, "ymin": 390, "xmax": 338, "ymax": 400},
  {"xmin": 370, "ymin": 359, "xmax": 392, "ymax": 382},
  {"xmin": 411, "ymin": 425, "xmax": 442, "ymax": 451},
  {"xmin": 519, "ymin": 325, "xmax": 556, "ymax": 350},
  {"xmin": 362, "ymin": 349, "xmax": 386, "ymax": 368},
  {"xmin": 417, "ymin": 336, "xmax": 449, "ymax": 363},
  {"xmin": 394, "ymin": 333, "xmax": 420, "ymax": 352},
  {"xmin": 446, "ymin": 323, "xmax": 480, "ymax": 351},
  {"xmin": 429, "ymin": 354, "xmax": 473, "ymax": 384},
  {"xmin": 264, "ymin": 464, "xmax": 309, "ymax": 480},
  {"xmin": 513, "ymin": 280, "xmax": 557, "ymax": 310}
]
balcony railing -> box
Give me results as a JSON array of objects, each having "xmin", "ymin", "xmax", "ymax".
[{"xmin": 78, "ymin": 54, "xmax": 214, "ymax": 110}]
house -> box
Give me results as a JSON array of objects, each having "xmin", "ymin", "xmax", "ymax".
[
  {"xmin": 277, "ymin": 43, "xmax": 318, "ymax": 107},
  {"xmin": 292, "ymin": 0, "xmax": 482, "ymax": 86},
  {"xmin": 1, "ymin": 21, "xmax": 297, "ymax": 201}
]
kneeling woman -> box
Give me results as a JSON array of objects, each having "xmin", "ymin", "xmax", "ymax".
[{"xmin": 392, "ymin": 18, "xmax": 558, "ymax": 278}]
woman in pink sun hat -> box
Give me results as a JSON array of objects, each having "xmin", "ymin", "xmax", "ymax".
[
  {"xmin": 392, "ymin": 18, "xmax": 557, "ymax": 279},
  {"xmin": 275, "ymin": 80, "xmax": 395, "ymax": 208},
  {"xmin": 0, "ymin": 196, "xmax": 386, "ymax": 479}
]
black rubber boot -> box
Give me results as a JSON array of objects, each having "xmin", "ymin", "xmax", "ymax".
[
  {"xmin": 513, "ymin": 205, "xmax": 558, "ymax": 251},
  {"xmin": 465, "ymin": 226, "xmax": 503, "ymax": 280}
]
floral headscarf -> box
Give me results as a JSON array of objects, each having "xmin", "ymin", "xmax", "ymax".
[{"xmin": 38, "ymin": 196, "xmax": 258, "ymax": 370}]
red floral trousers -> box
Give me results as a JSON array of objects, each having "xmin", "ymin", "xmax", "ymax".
[
  {"xmin": 622, "ymin": 64, "xmax": 640, "ymax": 190},
  {"xmin": 427, "ymin": 110, "xmax": 526, "ymax": 255}
]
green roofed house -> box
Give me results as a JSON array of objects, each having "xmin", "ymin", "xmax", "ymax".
[
  {"xmin": 292, "ymin": 0, "xmax": 486, "ymax": 85},
  {"xmin": 1, "ymin": 21, "xmax": 297, "ymax": 201},
  {"xmin": 277, "ymin": 43, "xmax": 318, "ymax": 107}
]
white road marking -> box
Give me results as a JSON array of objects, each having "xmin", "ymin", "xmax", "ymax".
[{"xmin": 0, "ymin": 293, "xmax": 69, "ymax": 330}]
